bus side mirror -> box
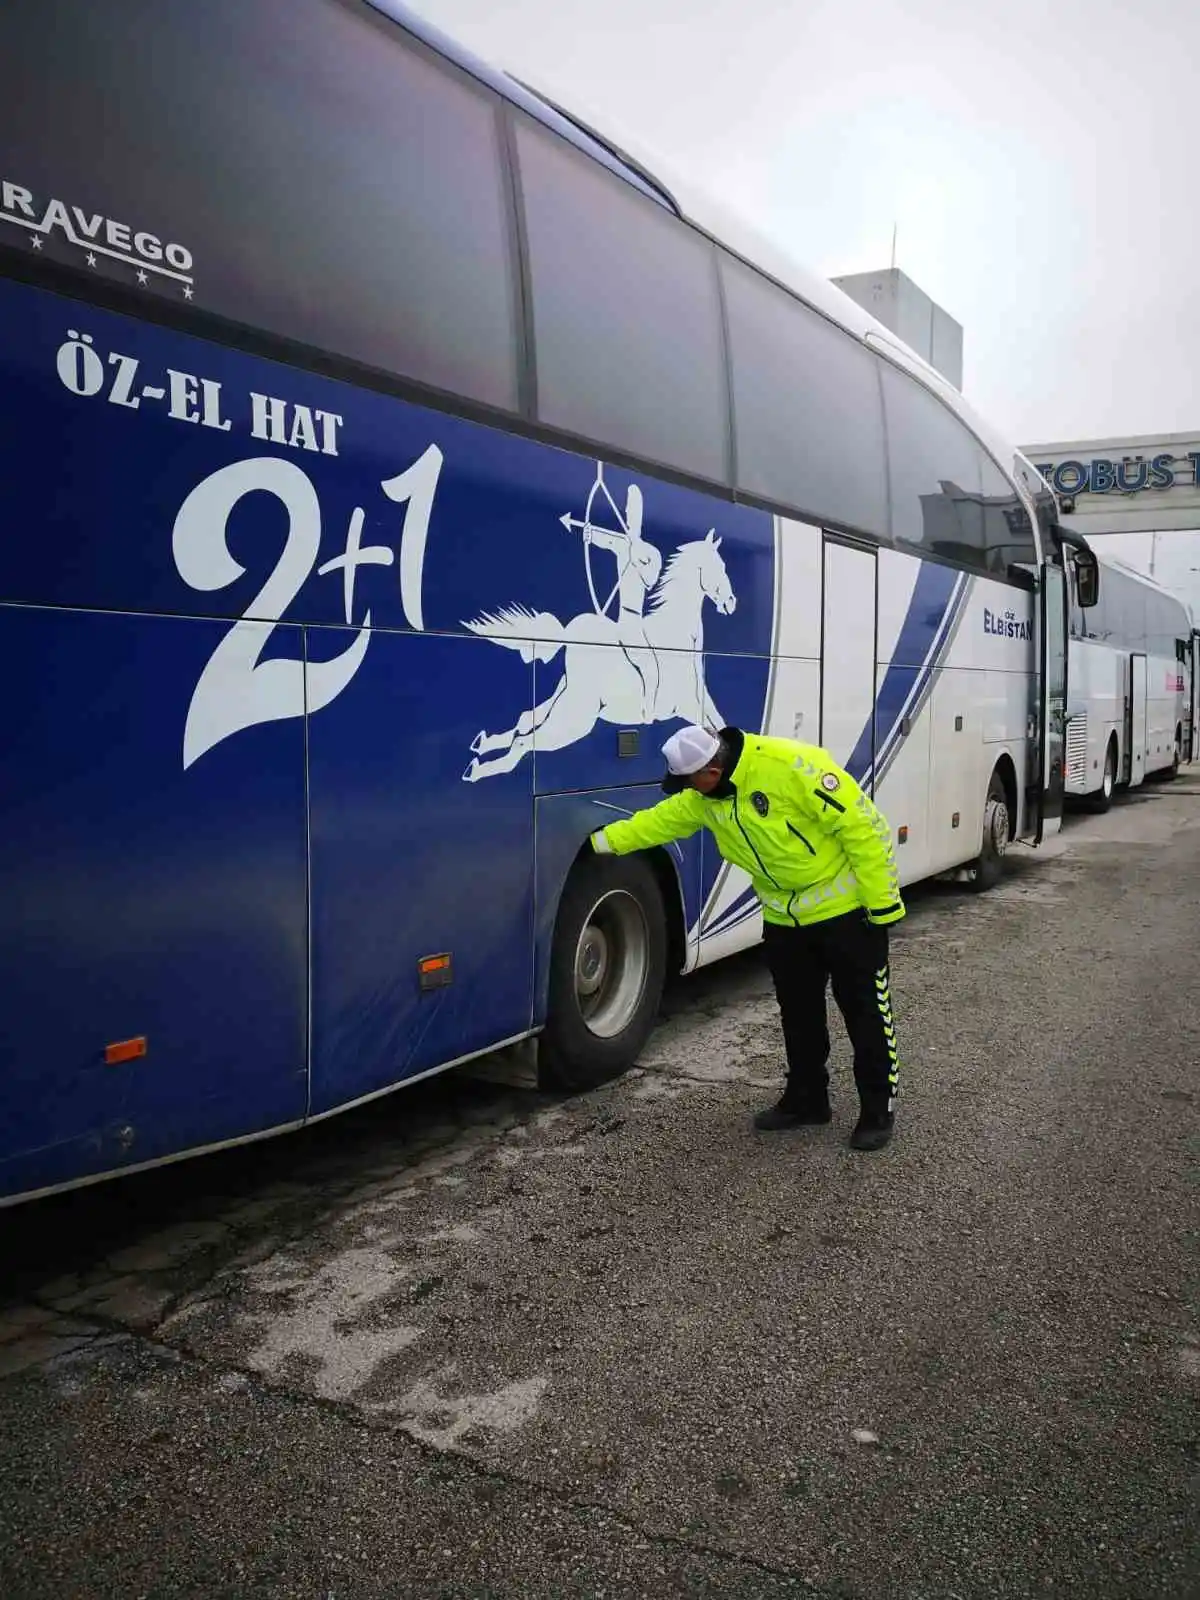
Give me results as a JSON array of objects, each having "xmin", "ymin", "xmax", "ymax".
[{"xmin": 1075, "ymin": 551, "xmax": 1099, "ymax": 608}]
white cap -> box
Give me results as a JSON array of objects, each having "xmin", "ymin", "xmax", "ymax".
[{"xmin": 662, "ymin": 725, "xmax": 721, "ymax": 776}]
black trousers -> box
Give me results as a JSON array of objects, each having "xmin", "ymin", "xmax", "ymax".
[{"xmin": 762, "ymin": 912, "xmax": 899, "ymax": 1106}]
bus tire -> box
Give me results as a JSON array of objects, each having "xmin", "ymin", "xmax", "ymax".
[
  {"xmin": 967, "ymin": 769, "xmax": 1010, "ymax": 893},
  {"xmin": 538, "ymin": 852, "xmax": 668, "ymax": 1093},
  {"xmin": 1148, "ymin": 727, "xmax": 1181, "ymax": 784},
  {"xmin": 1085, "ymin": 738, "xmax": 1117, "ymax": 812}
]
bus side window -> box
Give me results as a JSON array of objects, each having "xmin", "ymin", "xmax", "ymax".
[
  {"xmin": 978, "ymin": 451, "xmax": 1038, "ymax": 576},
  {"xmin": 720, "ymin": 255, "xmax": 888, "ymax": 539},
  {"xmin": 880, "ymin": 364, "xmax": 984, "ymax": 565},
  {"xmin": 0, "ymin": 0, "xmax": 523, "ymax": 412},
  {"xmin": 514, "ymin": 119, "xmax": 728, "ymax": 484},
  {"xmin": 1107, "ymin": 570, "xmax": 1144, "ymax": 652}
]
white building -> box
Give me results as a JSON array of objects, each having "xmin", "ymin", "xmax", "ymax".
[{"xmin": 831, "ymin": 267, "xmax": 963, "ymax": 390}]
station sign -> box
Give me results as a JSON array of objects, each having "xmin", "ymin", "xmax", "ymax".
[
  {"xmin": 1034, "ymin": 452, "xmax": 1200, "ymax": 498},
  {"xmin": 1022, "ymin": 433, "xmax": 1200, "ymax": 536}
]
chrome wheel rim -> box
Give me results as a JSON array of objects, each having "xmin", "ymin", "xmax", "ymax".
[
  {"xmin": 986, "ymin": 796, "xmax": 1010, "ymax": 857},
  {"xmin": 573, "ymin": 890, "xmax": 650, "ymax": 1039}
]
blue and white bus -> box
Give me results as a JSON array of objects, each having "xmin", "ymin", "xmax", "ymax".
[{"xmin": 0, "ymin": 0, "xmax": 1097, "ymax": 1205}]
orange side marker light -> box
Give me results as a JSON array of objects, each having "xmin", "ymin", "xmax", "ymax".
[
  {"xmin": 418, "ymin": 954, "xmax": 453, "ymax": 991},
  {"xmin": 105, "ymin": 1036, "xmax": 147, "ymax": 1066}
]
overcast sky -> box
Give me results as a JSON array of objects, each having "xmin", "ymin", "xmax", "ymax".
[{"xmin": 411, "ymin": 0, "xmax": 1195, "ymax": 454}]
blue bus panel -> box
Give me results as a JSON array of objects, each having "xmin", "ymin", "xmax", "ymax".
[
  {"xmin": 0, "ymin": 275, "xmax": 777, "ymax": 1200},
  {"xmin": 0, "ymin": 606, "xmax": 308, "ymax": 1199}
]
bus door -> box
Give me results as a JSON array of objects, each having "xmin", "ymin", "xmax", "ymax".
[
  {"xmin": 820, "ymin": 536, "xmax": 877, "ymax": 784},
  {"xmin": 1191, "ymin": 632, "xmax": 1200, "ymax": 764},
  {"xmin": 1129, "ymin": 653, "xmax": 1149, "ymax": 787},
  {"xmin": 1035, "ymin": 557, "xmax": 1069, "ymax": 843}
]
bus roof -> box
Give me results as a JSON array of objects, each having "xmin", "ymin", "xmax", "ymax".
[
  {"xmin": 371, "ymin": 0, "xmax": 1027, "ymax": 479},
  {"xmin": 364, "ymin": 0, "xmax": 677, "ymax": 211}
]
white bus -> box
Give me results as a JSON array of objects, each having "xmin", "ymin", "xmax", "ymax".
[
  {"xmin": 1065, "ymin": 554, "xmax": 1193, "ymax": 809},
  {"xmin": 0, "ymin": 0, "xmax": 1098, "ymax": 1203}
]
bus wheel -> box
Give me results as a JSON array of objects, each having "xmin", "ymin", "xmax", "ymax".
[
  {"xmin": 1086, "ymin": 739, "xmax": 1117, "ymax": 812},
  {"xmin": 967, "ymin": 770, "xmax": 1010, "ymax": 893},
  {"xmin": 1166, "ymin": 729, "xmax": 1182, "ymax": 780},
  {"xmin": 539, "ymin": 853, "xmax": 667, "ymax": 1093}
]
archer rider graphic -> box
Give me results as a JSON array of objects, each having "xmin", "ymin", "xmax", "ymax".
[{"xmin": 582, "ymin": 483, "xmax": 662, "ymax": 720}]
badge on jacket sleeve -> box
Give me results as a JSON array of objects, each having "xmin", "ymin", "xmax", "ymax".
[
  {"xmin": 820, "ymin": 772, "xmax": 841, "ymax": 792},
  {"xmin": 750, "ymin": 790, "xmax": 770, "ymax": 816}
]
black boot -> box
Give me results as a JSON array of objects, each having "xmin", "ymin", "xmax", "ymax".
[
  {"xmin": 753, "ymin": 1087, "xmax": 832, "ymax": 1131},
  {"xmin": 849, "ymin": 1095, "xmax": 895, "ymax": 1151}
]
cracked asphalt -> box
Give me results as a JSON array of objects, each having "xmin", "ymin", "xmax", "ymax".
[{"xmin": 1, "ymin": 779, "xmax": 1198, "ymax": 1598}]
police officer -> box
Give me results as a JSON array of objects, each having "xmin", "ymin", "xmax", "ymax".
[{"xmin": 590, "ymin": 724, "xmax": 904, "ymax": 1150}]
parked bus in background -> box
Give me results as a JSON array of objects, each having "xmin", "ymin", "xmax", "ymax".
[
  {"xmin": 0, "ymin": 0, "xmax": 1097, "ymax": 1205},
  {"xmin": 1065, "ymin": 554, "xmax": 1194, "ymax": 810}
]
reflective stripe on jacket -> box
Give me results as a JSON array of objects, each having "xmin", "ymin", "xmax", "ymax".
[{"xmin": 591, "ymin": 734, "xmax": 904, "ymax": 929}]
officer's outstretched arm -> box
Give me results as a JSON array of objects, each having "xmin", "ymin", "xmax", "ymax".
[
  {"xmin": 794, "ymin": 760, "xmax": 905, "ymax": 927},
  {"xmin": 590, "ymin": 792, "xmax": 703, "ymax": 856}
]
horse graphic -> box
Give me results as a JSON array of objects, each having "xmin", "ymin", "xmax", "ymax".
[{"xmin": 462, "ymin": 525, "xmax": 737, "ymax": 783}]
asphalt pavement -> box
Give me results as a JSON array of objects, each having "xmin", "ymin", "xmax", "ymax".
[{"xmin": 1, "ymin": 778, "xmax": 1198, "ymax": 1599}]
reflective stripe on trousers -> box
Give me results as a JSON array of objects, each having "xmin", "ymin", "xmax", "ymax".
[{"xmin": 761, "ymin": 912, "xmax": 898, "ymax": 1103}]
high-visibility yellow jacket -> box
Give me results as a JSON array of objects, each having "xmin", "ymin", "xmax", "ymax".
[{"xmin": 591, "ymin": 731, "xmax": 905, "ymax": 929}]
